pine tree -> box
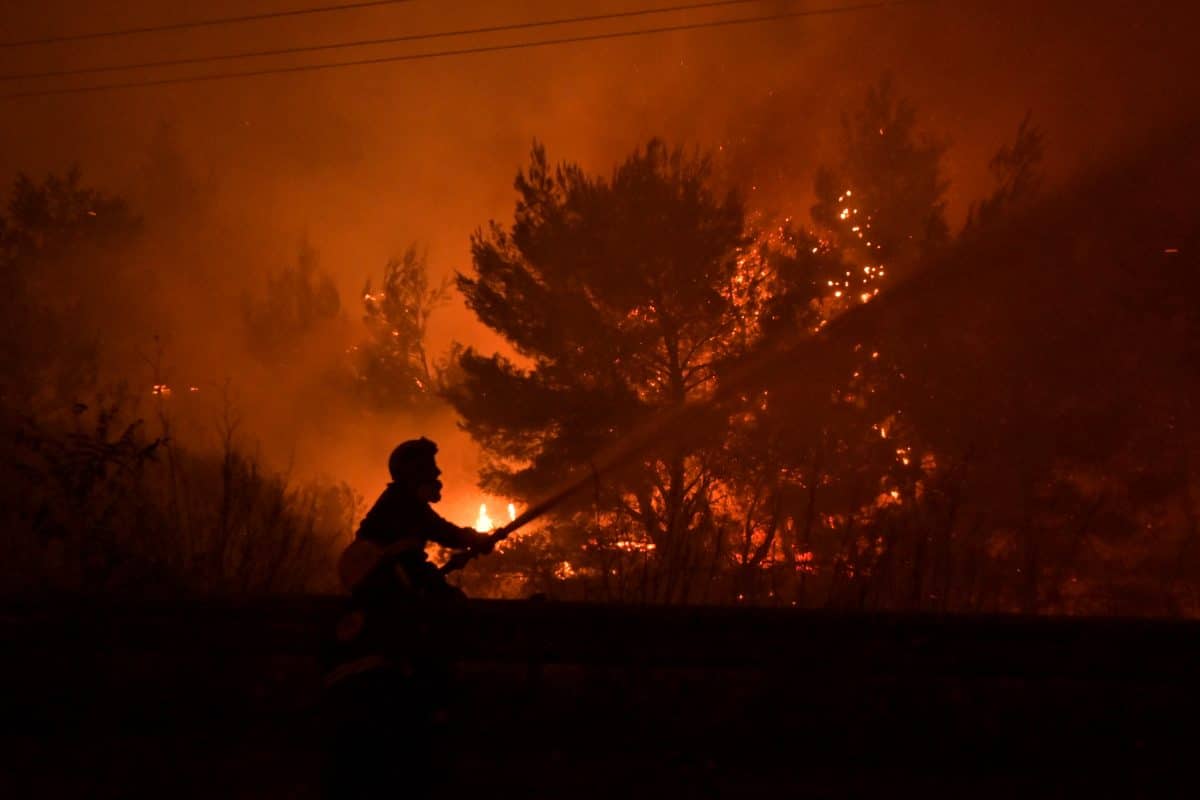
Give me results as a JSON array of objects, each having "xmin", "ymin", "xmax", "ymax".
[
  {"xmin": 352, "ymin": 245, "xmax": 449, "ymax": 412},
  {"xmin": 811, "ymin": 75, "xmax": 949, "ymax": 279},
  {"xmin": 450, "ymin": 140, "xmax": 752, "ymax": 601}
]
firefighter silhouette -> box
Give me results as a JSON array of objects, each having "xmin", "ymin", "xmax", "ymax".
[{"xmin": 322, "ymin": 438, "xmax": 504, "ymax": 799}]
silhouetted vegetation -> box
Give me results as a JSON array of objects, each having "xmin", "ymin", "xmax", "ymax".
[
  {"xmin": 1, "ymin": 397, "xmax": 352, "ymax": 595},
  {"xmin": 0, "ymin": 172, "xmax": 354, "ymax": 596}
]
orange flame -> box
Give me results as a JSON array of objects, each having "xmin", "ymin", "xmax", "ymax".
[
  {"xmin": 474, "ymin": 503, "xmax": 493, "ymax": 532},
  {"xmin": 475, "ymin": 501, "xmax": 518, "ymax": 533}
]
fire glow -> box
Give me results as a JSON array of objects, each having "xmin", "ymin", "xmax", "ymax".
[{"xmin": 475, "ymin": 502, "xmax": 518, "ymax": 532}]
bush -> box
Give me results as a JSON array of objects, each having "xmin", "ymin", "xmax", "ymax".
[{"xmin": 0, "ymin": 397, "xmax": 355, "ymax": 597}]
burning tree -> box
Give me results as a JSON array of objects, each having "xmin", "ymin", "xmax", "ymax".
[
  {"xmin": 450, "ymin": 140, "xmax": 755, "ymax": 601},
  {"xmin": 811, "ymin": 74, "xmax": 948, "ymax": 282},
  {"xmin": 705, "ymin": 80, "xmax": 955, "ymax": 607},
  {"xmin": 351, "ymin": 245, "xmax": 450, "ymax": 413},
  {"xmin": 451, "ymin": 84, "xmax": 1113, "ymax": 611},
  {"xmin": 451, "ymin": 84, "xmax": 957, "ymax": 604}
]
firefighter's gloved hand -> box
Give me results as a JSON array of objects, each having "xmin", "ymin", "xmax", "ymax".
[{"xmin": 472, "ymin": 531, "xmax": 496, "ymax": 555}]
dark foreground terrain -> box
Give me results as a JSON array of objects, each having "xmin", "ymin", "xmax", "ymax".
[{"xmin": 3, "ymin": 597, "xmax": 1199, "ymax": 798}]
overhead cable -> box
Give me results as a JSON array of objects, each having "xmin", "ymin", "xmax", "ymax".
[
  {"xmin": 0, "ymin": 0, "xmax": 418, "ymax": 48},
  {"xmin": 4, "ymin": 1, "xmax": 926, "ymax": 100},
  {"xmin": 1, "ymin": 0, "xmax": 774, "ymax": 81}
]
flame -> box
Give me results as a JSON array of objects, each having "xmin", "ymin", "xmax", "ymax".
[
  {"xmin": 471, "ymin": 501, "xmax": 518, "ymax": 533},
  {"xmin": 474, "ymin": 503, "xmax": 493, "ymax": 532}
]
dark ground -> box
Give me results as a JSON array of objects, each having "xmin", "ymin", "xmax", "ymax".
[{"xmin": 3, "ymin": 598, "xmax": 1198, "ymax": 797}]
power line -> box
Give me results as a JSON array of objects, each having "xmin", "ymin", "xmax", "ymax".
[
  {"xmin": 2, "ymin": 0, "xmax": 773, "ymax": 82},
  {"xmin": 4, "ymin": 1, "xmax": 925, "ymax": 100},
  {"xmin": 0, "ymin": 0, "xmax": 418, "ymax": 49}
]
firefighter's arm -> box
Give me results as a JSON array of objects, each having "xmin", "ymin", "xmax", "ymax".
[
  {"xmin": 469, "ymin": 522, "xmax": 518, "ymax": 554},
  {"xmin": 423, "ymin": 505, "xmax": 494, "ymax": 552},
  {"xmin": 438, "ymin": 522, "xmax": 516, "ymax": 573}
]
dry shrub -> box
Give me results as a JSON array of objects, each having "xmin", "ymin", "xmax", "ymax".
[{"xmin": 0, "ymin": 396, "xmax": 355, "ymax": 597}]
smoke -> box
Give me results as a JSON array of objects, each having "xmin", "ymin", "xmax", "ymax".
[{"xmin": 2, "ymin": 0, "xmax": 1197, "ymax": 522}]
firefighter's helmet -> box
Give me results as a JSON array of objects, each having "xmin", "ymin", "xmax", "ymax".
[{"xmin": 388, "ymin": 437, "xmax": 439, "ymax": 483}]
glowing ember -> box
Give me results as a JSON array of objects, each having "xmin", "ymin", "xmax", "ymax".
[{"xmin": 613, "ymin": 540, "xmax": 657, "ymax": 553}]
